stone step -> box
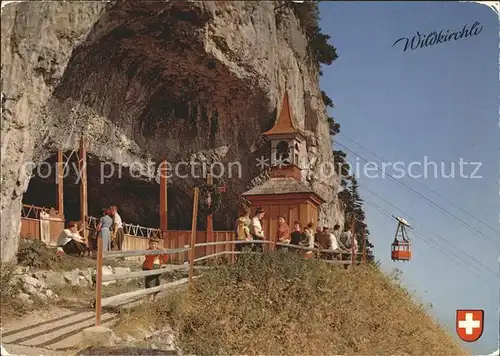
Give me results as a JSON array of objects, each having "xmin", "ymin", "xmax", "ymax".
[
  {"xmin": 76, "ymin": 346, "xmax": 179, "ymax": 355},
  {"xmin": 2, "ymin": 343, "xmax": 68, "ymax": 356},
  {"xmin": 2, "ymin": 307, "xmax": 119, "ymax": 351}
]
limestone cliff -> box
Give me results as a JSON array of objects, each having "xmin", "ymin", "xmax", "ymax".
[{"xmin": 1, "ymin": 0, "xmax": 344, "ymax": 261}]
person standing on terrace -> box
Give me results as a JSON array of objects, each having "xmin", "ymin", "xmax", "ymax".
[
  {"xmin": 110, "ymin": 205, "xmax": 124, "ymax": 251},
  {"xmin": 97, "ymin": 209, "xmax": 113, "ymax": 252},
  {"xmin": 290, "ymin": 221, "xmax": 302, "ymax": 246},
  {"xmin": 250, "ymin": 207, "xmax": 266, "ymax": 252},
  {"xmin": 277, "ymin": 216, "xmax": 290, "ymax": 244}
]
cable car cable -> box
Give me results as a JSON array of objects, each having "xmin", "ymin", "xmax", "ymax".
[
  {"xmin": 335, "ymin": 141, "xmax": 497, "ymax": 246},
  {"xmin": 361, "ymin": 198, "xmax": 492, "ymax": 284},
  {"xmin": 337, "ymin": 132, "xmax": 497, "ymax": 234},
  {"xmin": 361, "ymin": 185, "xmax": 499, "ymax": 280}
]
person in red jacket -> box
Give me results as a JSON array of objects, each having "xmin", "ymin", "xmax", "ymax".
[{"xmin": 142, "ymin": 238, "xmax": 169, "ymax": 301}]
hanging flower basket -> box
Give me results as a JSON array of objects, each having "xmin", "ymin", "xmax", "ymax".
[{"xmin": 199, "ymin": 182, "xmax": 224, "ymax": 215}]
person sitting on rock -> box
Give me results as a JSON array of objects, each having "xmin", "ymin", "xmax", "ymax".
[{"xmin": 56, "ymin": 221, "xmax": 87, "ymax": 257}]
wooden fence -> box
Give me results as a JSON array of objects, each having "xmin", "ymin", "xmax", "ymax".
[
  {"xmin": 94, "ymin": 238, "xmax": 362, "ymax": 325},
  {"xmin": 85, "ymin": 215, "xmax": 236, "ymax": 263},
  {"xmin": 20, "ymin": 204, "xmax": 64, "ymax": 244}
]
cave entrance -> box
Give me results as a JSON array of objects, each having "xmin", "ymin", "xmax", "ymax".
[{"xmin": 22, "ymin": 147, "xmax": 166, "ymax": 241}]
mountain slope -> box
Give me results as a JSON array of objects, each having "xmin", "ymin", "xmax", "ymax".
[{"xmin": 114, "ymin": 253, "xmax": 467, "ymax": 355}]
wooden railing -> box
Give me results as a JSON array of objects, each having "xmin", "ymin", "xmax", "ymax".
[
  {"xmin": 21, "ymin": 204, "xmax": 62, "ymax": 219},
  {"xmin": 20, "ymin": 204, "xmax": 64, "ymax": 244},
  {"xmin": 93, "ymin": 238, "xmax": 362, "ymax": 326},
  {"xmin": 86, "ymin": 216, "xmax": 162, "ymax": 239}
]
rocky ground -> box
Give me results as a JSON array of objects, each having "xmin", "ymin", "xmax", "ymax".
[
  {"xmin": 2, "ymin": 305, "xmax": 182, "ymax": 355},
  {"xmin": 10, "ymin": 264, "xmax": 140, "ymax": 306},
  {"xmin": 2, "ymin": 263, "xmax": 187, "ymax": 356}
]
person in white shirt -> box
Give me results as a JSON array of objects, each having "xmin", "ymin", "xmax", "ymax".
[
  {"xmin": 110, "ymin": 205, "xmax": 124, "ymax": 251},
  {"xmin": 333, "ymin": 224, "xmax": 349, "ymax": 250},
  {"xmin": 56, "ymin": 221, "xmax": 87, "ymax": 256},
  {"xmin": 322, "ymin": 226, "xmax": 343, "ymax": 261},
  {"xmin": 250, "ymin": 207, "xmax": 266, "ymax": 252},
  {"xmin": 322, "ymin": 226, "xmax": 338, "ymax": 251}
]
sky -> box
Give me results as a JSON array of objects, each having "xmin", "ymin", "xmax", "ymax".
[{"xmin": 319, "ymin": 1, "xmax": 499, "ymax": 354}]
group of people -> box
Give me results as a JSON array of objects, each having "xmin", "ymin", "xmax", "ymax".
[
  {"xmin": 235, "ymin": 206, "xmax": 358, "ymax": 258},
  {"xmin": 96, "ymin": 205, "xmax": 124, "ymax": 252},
  {"xmin": 56, "ymin": 205, "xmax": 124, "ymax": 256}
]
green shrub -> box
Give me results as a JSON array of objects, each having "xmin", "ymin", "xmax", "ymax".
[
  {"xmin": 322, "ymin": 91, "xmax": 334, "ymax": 108},
  {"xmin": 289, "ymin": 1, "xmax": 339, "ymax": 68},
  {"xmin": 327, "ymin": 116, "xmax": 340, "ymax": 135}
]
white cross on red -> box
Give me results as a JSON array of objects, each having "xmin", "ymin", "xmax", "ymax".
[{"xmin": 458, "ymin": 312, "xmax": 481, "ymax": 335}]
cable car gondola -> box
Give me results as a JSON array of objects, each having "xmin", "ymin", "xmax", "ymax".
[{"xmin": 391, "ymin": 216, "xmax": 412, "ymax": 262}]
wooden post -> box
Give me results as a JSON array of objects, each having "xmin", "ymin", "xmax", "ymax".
[
  {"xmin": 56, "ymin": 150, "xmax": 64, "ymax": 217},
  {"xmin": 230, "ymin": 237, "xmax": 235, "ymax": 264},
  {"xmin": 79, "ymin": 138, "xmax": 88, "ymax": 240},
  {"xmin": 159, "ymin": 159, "xmax": 168, "ymax": 231},
  {"xmin": 362, "ymin": 231, "xmax": 367, "ymax": 263},
  {"xmin": 95, "ymin": 237, "xmax": 103, "ymax": 326},
  {"xmin": 350, "ymin": 217, "xmax": 356, "ymax": 268},
  {"xmin": 270, "ymin": 225, "xmax": 276, "ymax": 252},
  {"xmin": 188, "ymin": 187, "xmax": 200, "ymax": 286},
  {"xmin": 206, "ymin": 174, "xmax": 214, "ymax": 257}
]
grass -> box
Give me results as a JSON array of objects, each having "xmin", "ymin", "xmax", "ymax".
[
  {"xmin": 114, "ymin": 252, "xmax": 466, "ymax": 355},
  {"xmin": 16, "ymin": 238, "xmax": 137, "ymax": 271},
  {"xmin": 17, "ymin": 238, "xmax": 97, "ymax": 271}
]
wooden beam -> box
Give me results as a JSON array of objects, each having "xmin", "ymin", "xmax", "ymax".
[
  {"xmin": 206, "ymin": 174, "xmax": 214, "ymax": 257},
  {"xmin": 102, "ymin": 264, "xmax": 188, "ymax": 282},
  {"xmin": 103, "ymin": 246, "xmax": 190, "ymax": 259},
  {"xmin": 324, "ymin": 259, "xmax": 355, "ymax": 266},
  {"xmin": 362, "ymin": 232, "xmax": 367, "ymax": 263},
  {"xmin": 101, "ymin": 277, "xmax": 191, "ymax": 307},
  {"xmin": 79, "ymin": 138, "xmax": 88, "ymax": 240},
  {"xmin": 195, "ymin": 240, "xmax": 272, "ymax": 248},
  {"xmin": 189, "ymin": 187, "xmax": 200, "ymax": 286},
  {"xmin": 159, "ymin": 159, "xmax": 168, "ymax": 231},
  {"xmin": 95, "ymin": 237, "xmax": 103, "ymax": 326},
  {"xmin": 57, "ymin": 150, "xmax": 64, "ymax": 217},
  {"xmin": 350, "ymin": 217, "xmax": 356, "ymax": 269}
]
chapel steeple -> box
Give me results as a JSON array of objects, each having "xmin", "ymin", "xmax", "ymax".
[{"xmin": 262, "ymin": 91, "xmax": 305, "ymax": 181}]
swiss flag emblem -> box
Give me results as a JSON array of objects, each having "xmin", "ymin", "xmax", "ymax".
[{"xmin": 456, "ymin": 309, "xmax": 484, "ymax": 342}]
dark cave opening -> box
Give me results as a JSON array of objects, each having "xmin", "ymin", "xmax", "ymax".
[
  {"xmin": 33, "ymin": 0, "xmax": 272, "ymax": 232},
  {"xmin": 22, "ymin": 152, "xmax": 216, "ymax": 230}
]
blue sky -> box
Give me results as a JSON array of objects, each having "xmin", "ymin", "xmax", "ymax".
[{"xmin": 319, "ymin": 1, "xmax": 499, "ymax": 354}]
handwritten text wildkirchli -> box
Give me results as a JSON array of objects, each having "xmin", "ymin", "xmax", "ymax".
[{"xmin": 393, "ymin": 21, "xmax": 483, "ymax": 52}]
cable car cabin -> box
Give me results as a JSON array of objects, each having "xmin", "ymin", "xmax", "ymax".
[
  {"xmin": 391, "ymin": 216, "xmax": 412, "ymax": 261},
  {"xmin": 391, "ymin": 241, "xmax": 411, "ymax": 261}
]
